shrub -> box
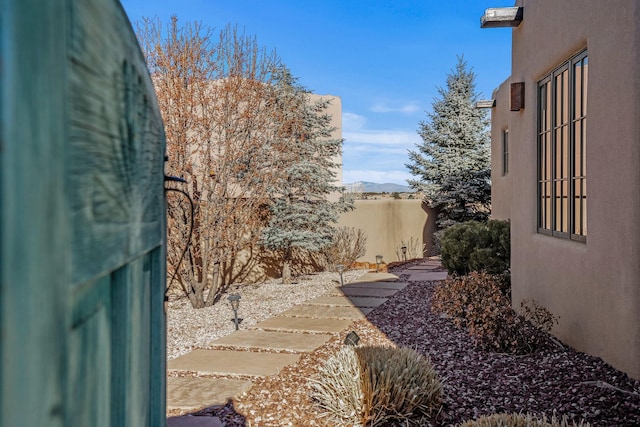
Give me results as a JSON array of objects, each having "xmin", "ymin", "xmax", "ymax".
[
  {"xmin": 321, "ymin": 226, "xmax": 367, "ymax": 271},
  {"xmin": 432, "ymin": 272, "xmax": 551, "ymax": 354},
  {"xmin": 520, "ymin": 299, "xmax": 559, "ymax": 333},
  {"xmin": 460, "ymin": 413, "xmax": 590, "ymax": 426},
  {"xmin": 440, "ymin": 220, "xmax": 510, "ymax": 275},
  {"xmin": 310, "ymin": 345, "xmax": 442, "ymax": 426}
]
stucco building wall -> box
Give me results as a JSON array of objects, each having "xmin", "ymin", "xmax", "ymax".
[
  {"xmin": 489, "ymin": 78, "xmax": 512, "ymax": 221},
  {"xmin": 490, "ymin": 0, "xmax": 640, "ymax": 378},
  {"xmin": 338, "ymin": 200, "xmax": 436, "ymax": 264}
]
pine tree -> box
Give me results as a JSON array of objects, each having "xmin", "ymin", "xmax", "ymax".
[
  {"xmin": 407, "ymin": 56, "xmax": 491, "ymax": 229},
  {"xmin": 261, "ymin": 66, "xmax": 351, "ymax": 284}
]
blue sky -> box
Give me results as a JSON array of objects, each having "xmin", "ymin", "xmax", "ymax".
[{"xmin": 120, "ymin": 0, "xmax": 513, "ymax": 185}]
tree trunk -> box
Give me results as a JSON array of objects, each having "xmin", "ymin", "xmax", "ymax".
[
  {"xmin": 282, "ymin": 259, "xmax": 292, "ymax": 285},
  {"xmin": 188, "ymin": 287, "xmax": 205, "ymax": 309},
  {"xmin": 205, "ymin": 262, "xmax": 221, "ymax": 307},
  {"xmin": 281, "ymin": 246, "xmax": 292, "ymax": 285}
]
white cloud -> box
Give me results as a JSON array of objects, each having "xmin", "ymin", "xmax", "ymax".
[
  {"xmin": 342, "ymin": 112, "xmax": 367, "ymax": 131},
  {"xmin": 370, "ymin": 101, "xmax": 421, "ymax": 114},
  {"xmin": 343, "ymin": 129, "xmax": 421, "ymax": 147},
  {"xmin": 339, "ymin": 112, "xmax": 422, "ymax": 185}
]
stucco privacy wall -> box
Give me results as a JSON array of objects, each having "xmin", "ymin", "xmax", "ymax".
[
  {"xmin": 491, "ymin": 0, "xmax": 640, "ymax": 378},
  {"xmin": 338, "ymin": 200, "xmax": 436, "ymax": 264}
]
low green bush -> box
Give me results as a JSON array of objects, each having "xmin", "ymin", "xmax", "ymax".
[
  {"xmin": 310, "ymin": 345, "xmax": 442, "ymax": 426},
  {"xmin": 440, "ymin": 220, "xmax": 510, "ymax": 275},
  {"xmin": 432, "ymin": 272, "xmax": 552, "ymax": 354},
  {"xmin": 460, "ymin": 412, "xmax": 590, "ymax": 426}
]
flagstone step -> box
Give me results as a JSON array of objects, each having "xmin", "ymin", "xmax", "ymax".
[
  {"xmin": 252, "ymin": 316, "xmax": 353, "ymax": 333},
  {"xmin": 350, "ymin": 272, "xmax": 399, "ymax": 283},
  {"xmin": 329, "ymin": 287, "xmax": 399, "ymax": 298},
  {"xmin": 305, "ymin": 295, "xmax": 389, "ymax": 307},
  {"xmin": 406, "ymin": 271, "xmax": 448, "ymax": 282},
  {"xmin": 167, "ymin": 377, "xmax": 253, "ymax": 412},
  {"xmin": 168, "ymin": 349, "xmax": 301, "ymax": 377},
  {"xmin": 343, "ymin": 281, "xmax": 408, "ymax": 290},
  {"xmin": 210, "ymin": 330, "xmax": 333, "ymax": 352},
  {"xmin": 167, "ymin": 415, "xmax": 223, "ymax": 427},
  {"xmin": 279, "ymin": 304, "xmax": 372, "ymax": 319},
  {"xmin": 406, "ymin": 265, "xmax": 441, "ymax": 270}
]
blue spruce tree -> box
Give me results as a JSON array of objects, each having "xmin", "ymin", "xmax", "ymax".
[
  {"xmin": 261, "ymin": 66, "xmax": 351, "ymax": 284},
  {"xmin": 407, "ymin": 56, "xmax": 491, "ymax": 229}
]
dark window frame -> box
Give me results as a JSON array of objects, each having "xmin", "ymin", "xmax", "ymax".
[
  {"xmin": 537, "ymin": 50, "xmax": 587, "ymax": 242},
  {"xmin": 502, "ymin": 129, "xmax": 509, "ymax": 176}
]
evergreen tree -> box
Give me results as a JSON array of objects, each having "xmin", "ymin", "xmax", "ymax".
[
  {"xmin": 261, "ymin": 66, "xmax": 352, "ymax": 284},
  {"xmin": 407, "ymin": 56, "xmax": 491, "ymax": 229}
]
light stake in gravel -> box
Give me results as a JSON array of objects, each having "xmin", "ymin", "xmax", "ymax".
[
  {"xmin": 344, "ymin": 331, "xmax": 360, "ymax": 346},
  {"xmin": 227, "ymin": 294, "xmax": 241, "ymax": 330},
  {"xmin": 401, "ymin": 245, "xmax": 407, "ymax": 261},
  {"xmin": 336, "ymin": 264, "xmax": 345, "ymax": 287},
  {"xmin": 375, "ymin": 255, "xmax": 383, "ymax": 272}
]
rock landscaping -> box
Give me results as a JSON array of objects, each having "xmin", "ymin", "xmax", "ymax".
[{"xmin": 173, "ymin": 263, "xmax": 640, "ymax": 426}]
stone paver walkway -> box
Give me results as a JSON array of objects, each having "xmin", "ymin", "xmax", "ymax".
[{"xmin": 166, "ymin": 258, "xmax": 447, "ymax": 425}]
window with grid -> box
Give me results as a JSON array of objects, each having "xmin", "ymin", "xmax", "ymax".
[{"xmin": 537, "ymin": 50, "xmax": 587, "ymax": 241}]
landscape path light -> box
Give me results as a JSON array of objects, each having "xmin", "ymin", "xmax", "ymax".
[
  {"xmin": 227, "ymin": 294, "xmax": 241, "ymax": 330},
  {"xmin": 401, "ymin": 245, "xmax": 407, "ymax": 262},
  {"xmin": 375, "ymin": 255, "xmax": 383, "ymax": 272},
  {"xmin": 344, "ymin": 331, "xmax": 360, "ymax": 346},
  {"xmin": 336, "ymin": 264, "xmax": 345, "ymax": 287}
]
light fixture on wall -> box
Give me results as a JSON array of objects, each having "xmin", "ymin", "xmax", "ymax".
[
  {"xmin": 227, "ymin": 294, "xmax": 241, "ymax": 330},
  {"xmin": 375, "ymin": 255, "xmax": 383, "ymax": 272},
  {"xmin": 336, "ymin": 264, "xmax": 345, "ymax": 287},
  {"xmin": 510, "ymin": 82, "xmax": 525, "ymax": 111}
]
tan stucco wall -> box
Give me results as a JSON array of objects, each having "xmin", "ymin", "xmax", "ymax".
[
  {"xmin": 338, "ymin": 200, "xmax": 436, "ymax": 264},
  {"xmin": 491, "ymin": 0, "xmax": 640, "ymax": 378},
  {"xmin": 490, "ymin": 78, "xmax": 512, "ymax": 221}
]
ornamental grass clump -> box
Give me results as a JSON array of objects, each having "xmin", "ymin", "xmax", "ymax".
[
  {"xmin": 310, "ymin": 345, "xmax": 442, "ymax": 426},
  {"xmin": 357, "ymin": 345, "xmax": 443, "ymax": 426},
  {"xmin": 309, "ymin": 347, "xmax": 364, "ymax": 425},
  {"xmin": 460, "ymin": 412, "xmax": 590, "ymax": 427}
]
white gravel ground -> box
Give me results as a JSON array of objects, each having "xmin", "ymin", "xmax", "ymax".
[{"xmin": 166, "ymin": 269, "xmax": 366, "ymax": 360}]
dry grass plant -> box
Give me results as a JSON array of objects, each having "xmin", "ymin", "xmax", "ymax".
[
  {"xmin": 311, "ymin": 345, "xmax": 443, "ymax": 426},
  {"xmin": 309, "ymin": 346, "xmax": 365, "ymax": 426},
  {"xmin": 460, "ymin": 412, "xmax": 591, "ymax": 427},
  {"xmin": 356, "ymin": 345, "xmax": 443, "ymax": 426},
  {"xmin": 395, "ymin": 236, "xmax": 426, "ymax": 261}
]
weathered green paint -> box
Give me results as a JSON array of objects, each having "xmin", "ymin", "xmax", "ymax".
[{"xmin": 1, "ymin": 1, "xmax": 167, "ymax": 426}]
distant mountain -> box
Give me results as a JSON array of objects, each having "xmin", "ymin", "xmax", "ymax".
[{"xmin": 345, "ymin": 181, "xmax": 415, "ymax": 193}]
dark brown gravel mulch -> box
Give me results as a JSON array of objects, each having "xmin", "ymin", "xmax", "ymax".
[{"xmin": 371, "ymin": 279, "xmax": 640, "ymax": 426}]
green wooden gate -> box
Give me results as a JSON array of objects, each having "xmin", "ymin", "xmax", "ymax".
[{"xmin": 1, "ymin": 1, "xmax": 167, "ymax": 426}]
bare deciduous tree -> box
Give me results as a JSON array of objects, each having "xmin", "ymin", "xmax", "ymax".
[
  {"xmin": 137, "ymin": 17, "xmax": 281, "ymax": 308},
  {"xmin": 321, "ymin": 226, "xmax": 368, "ymax": 271}
]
